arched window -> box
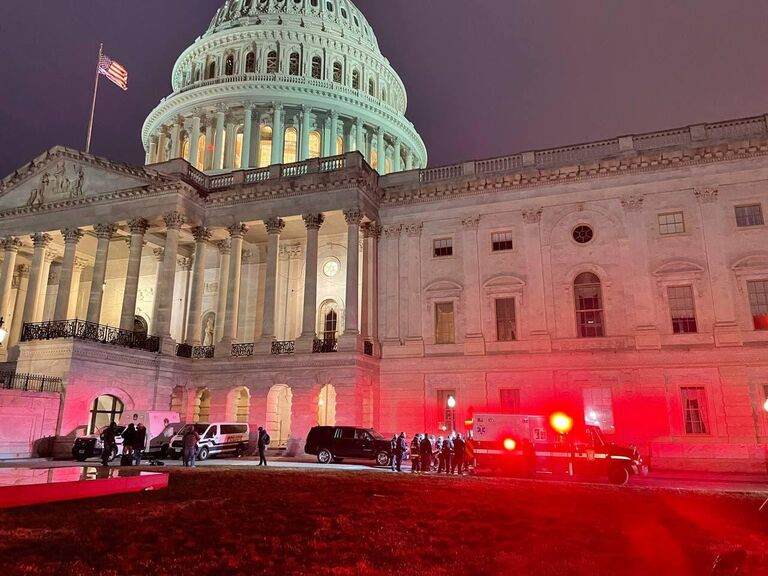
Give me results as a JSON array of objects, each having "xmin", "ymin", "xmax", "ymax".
[
  {"xmin": 196, "ymin": 134, "xmax": 206, "ymax": 171},
  {"xmin": 289, "ymin": 52, "xmax": 301, "ymax": 76},
  {"xmin": 207, "ymin": 61, "xmax": 216, "ymax": 79},
  {"xmin": 88, "ymin": 394, "xmax": 124, "ymax": 434},
  {"xmin": 333, "ymin": 62, "xmax": 343, "ymax": 83},
  {"xmin": 574, "ymin": 272, "xmax": 604, "ymax": 338},
  {"xmin": 370, "ymin": 149, "xmax": 378, "ymax": 170},
  {"xmin": 259, "ymin": 125, "xmax": 273, "ymax": 167},
  {"xmin": 134, "ymin": 316, "xmax": 148, "ymax": 336},
  {"xmin": 311, "ymin": 56, "xmax": 323, "ymax": 79},
  {"xmin": 368, "ymin": 78, "xmax": 375, "ymax": 96},
  {"xmin": 245, "ymin": 52, "xmax": 256, "ymax": 73},
  {"xmin": 336, "ymin": 135, "xmax": 344, "ymax": 155},
  {"xmin": 308, "ymin": 130, "xmax": 322, "ymax": 159},
  {"xmin": 323, "ymin": 309, "xmax": 338, "ymax": 342},
  {"xmin": 352, "ymin": 69, "xmax": 360, "ymax": 90},
  {"xmin": 193, "ymin": 65, "xmax": 201, "ymax": 83},
  {"xmin": 381, "ymin": 87, "xmax": 387, "ymax": 102},
  {"xmin": 283, "ymin": 127, "xmax": 298, "ymax": 164},
  {"xmin": 225, "ymin": 54, "xmax": 234, "ymax": 76},
  {"xmin": 267, "ymin": 50, "xmax": 278, "ymax": 74}
]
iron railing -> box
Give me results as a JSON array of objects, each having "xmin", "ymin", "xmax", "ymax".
[
  {"xmin": 272, "ymin": 341, "xmax": 295, "ymax": 355},
  {"xmin": 232, "ymin": 343, "xmax": 254, "ymax": 357},
  {"xmin": 21, "ymin": 320, "xmax": 160, "ymax": 353},
  {"xmin": 0, "ymin": 371, "xmax": 62, "ymax": 393},
  {"xmin": 313, "ymin": 338, "xmax": 338, "ymax": 353},
  {"xmin": 176, "ymin": 344, "xmax": 216, "ymax": 358}
]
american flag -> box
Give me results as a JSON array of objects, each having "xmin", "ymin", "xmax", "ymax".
[{"xmin": 98, "ymin": 53, "xmax": 128, "ymax": 91}]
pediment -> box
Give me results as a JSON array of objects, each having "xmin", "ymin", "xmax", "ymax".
[
  {"xmin": 483, "ymin": 274, "xmax": 526, "ymax": 288},
  {"xmin": 653, "ymin": 260, "xmax": 706, "ymax": 277},
  {"xmin": 731, "ymin": 253, "xmax": 768, "ymax": 272},
  {"xmin": 0, "ymin": 146, "xmax": 180, "ymax": 214},
  {"xmin": 424, "ymin": 279, "xmax": 463, "ymax": 293}
]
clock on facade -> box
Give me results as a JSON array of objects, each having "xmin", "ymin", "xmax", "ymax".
[{"xmin": 323, "ymin": 258, "xmax": 340, "ymax": 277}]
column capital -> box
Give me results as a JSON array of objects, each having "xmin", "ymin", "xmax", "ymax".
[
  {"xmin": 227, "ymin": 222, "xmax": 249, "ymax": 239},
  {"xmin": 343, "ymin": 208, "xmax": 364, "ymax": 226},
  {"xmin": 31, "ymin": 232, "xmax": 52, "ymax": 248},
  {"xmin": 163, "ymin": 211, "xmax": 186, "ymax": 230},
  {"xmin": 15, "ymin": 263, "xmax": 30, "ymax": 278},
  {"xmin": 44, "ymin": 251, "xmax": 58, "ymax": 264},
  {"xmin": 404, "ymin": 222, "xmax": 423, "ymax": 237},
  {"xmin": 177, "ymin": 256, "xmax": 193, "ymax": 271},
  {"xmin": 216, "ymin": 240, "xmax": 231, "ymax": 255},
  {"xmin": 94, "ymin": 223, "xmax": 118, "ymax": 239},
  {"xmin": 361, "ymin": 222, "xmax": 382, "ymax": 239},
  {"xmin": 280, "ymin": 243, "xmax": 303, "ymax": 259},
  {"xmin": 74, "ymin": 257, "xmax": 89, "ymax": 271},
  {"xmin": 61, "ymin": 228, "xmax": 84, "ymax": 245},
  {"xmin": 302, "ymin": 213, "xmax": 325, "ymax": 231},
  {"xmin": 521, "ymin": 207, "xmax": 544, "ymax": 224},
  {"xmin": 620, "ymin": 195, "xmax": 645, "ymax": 212},
  {"xmin": 330, "ymin": 109, "xmax": 339, "ymax": 120},
  {"xmin": 694, "ymin": 187, "xmax": 718, "ymax": 204},
  {"xmin": 241, "ymin": 249, "xmax": 257, "ymax": 264},
  {"xmin": 192, "ymin": 226, "xmax": 212, "ymax": 243},
  {"xmin": 128, "ymin": 218, "xmax": 150, "ymax": 234},
  {"xmin": 215, "ymin": 102, "xmax": 228, "ymax": 115},
  {"xmin": 153, "ymin": 248, "xmax": 165, "ymax": 261},
  {"xmin": 461, "ymin": 215, "xmax": 481, "ymax": 230},
  {"xmin": 382, "ymin": 224, "xmax": 402, "ymax": 239},
  {"xmin": 191, "ymin": 106, "xmax": 205, "ymax": 118},
  {"xmin": 271, "ymin": 102, "xmax": 284, "ymax": 113},
  {"xmin": 1, "ymin": 237, "xmax": 23, "ymax": 252},
  {"xmin": 265, "ymin": 217, "xmax": 286, "ymax": 235}
]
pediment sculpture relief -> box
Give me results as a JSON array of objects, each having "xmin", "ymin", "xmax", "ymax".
[{"xmin": 26, "ymin": 162, "xmax": 86, "ymax": 206}]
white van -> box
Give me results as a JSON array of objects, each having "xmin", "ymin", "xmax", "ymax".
[
  {"xmin": 118, "ymin": 411, "xmax": 181, "ymax": 456},
  {"xmin": 167, "ymin": 423, "xmax": 250, "ymax": 460}
]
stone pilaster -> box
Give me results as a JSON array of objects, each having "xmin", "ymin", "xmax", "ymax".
[
  {"xmin": 339, "ymin": 208, "xmax": 364, "ymax": 351},
  {"xmin": 461, "ymin": 215, "xmax": 485, "ymax": 355},
  {"xmin": 361, "ymin": 223, "xmax": 381, "ymax": 352},
  {"xmin": 150, "ymin": 248, "xmax": 165, "ymax": 333},
  {"xmin": 22, "ymin": 233, "xmax": 52, "ymax": 326},
  {"xmin": 154, "ymin": 211, "xmax": 185, "ymax": 347},
  {"xmin": 53, "ymin": 228, "xmax": 84, "ymax": 321},
  {"xmin": 257, "ymin": 217, "xmax": 285, "ymax": 353},
  {"xmin": 186, "ymin": 227, "xmax": 211, "ymax": 345},
  {"xmin": 521, "ymin": 207, "xmax": 552, "ymax": 352},
  {"xmin": 214, "ymin": 240, "xmax": 231, "ymax": 344},
  {"xmin": 376, "ymin": 129, "xmax": 386, "ymax": 174},
  {"xmin": 86, "ymin": 223, "xmax": 117, "ymax": 324},
  {"xmin": 296, "ymin": 213, "xmax": 325, "ymax": 353},
  {"xmin": 216, "ymin": 223, "xmax": 248, "ymax": 355},
  {"xmin": 214, "ymin": 104, "xmax": 226, "ymax": 170},
  {"xmin": 241, "ymin": 104, "xmax": 253, "ymax": 169},
  {"xmin": 188, "ymin": 113, "xmax": 202, "ymax": 168},
  {"xmin": 381, "ymin": 225, "xmax": 402, "ymax": 345},
  {"xmin": 300, "ymin": 105, "xmax": 312, "ymax": 161},
  {"xmin": 120, "ymin": 218, "xmax": 149, "ymax": 331},
  {"xmin": 270, "ymin": 103, "xmax": 284, "ymax": 166}
]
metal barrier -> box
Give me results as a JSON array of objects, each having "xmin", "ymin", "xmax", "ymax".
[
  {"xmin": 21, "ymin": 320, "xmax": 160, "ymax": 354},
  {"xmin": 0, "ymin": 371, "xmax": 62, "ymax": 393}
]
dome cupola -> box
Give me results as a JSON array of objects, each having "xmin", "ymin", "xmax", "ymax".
[{"xmin": 141, "ymin": 0, "xmax": 427, "ymax": 174}]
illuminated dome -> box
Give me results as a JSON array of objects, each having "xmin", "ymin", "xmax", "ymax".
[{"xmin": 142, "ymin": 0, "xmax": 427, "ymax": 174}]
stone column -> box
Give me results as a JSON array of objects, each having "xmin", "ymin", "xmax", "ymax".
[
  {"xmin": 393, "ymin": 138, "xmax": 402, "ymax": 172},
  {"xmin": 695, "ymin": 187, "xmax": 742, "ymax": 346},
  {"xmin": 214, "ymin": 240, "xmax": 230, "ymax": 344},
  {"xmin": 188, "ymin": 113, "xmax": 201, "ymax": 167},
  {"xmin": 204, "ymin": 122, "xmax": 214, "ymax": 170},
  {"xmin": 322, "ymin": 116, "xmax": 331, "ymax": 157},
  {"xmin": 170, "ymin": 119, "xmax": 182, "ymax": 159},
  {"xmin": 186, "ymin": 227, "xmax": 211, "ymax": 345},
  {"xmin": 86, "ymin": 223, "xmax": 117, "ymax": 324},
  {"xmin": 343, "ymin": 120, "xmax": 353, "ymax": 153},
  {"xmin": 177, "ymin": 257, "xmax": 193, "ymax": 343},
  {"xmin": 381, "ymin": 225, "xmax": 402, "ymax": 344},
  {"xmin": 69, "ymin": 259, "xmax": 87, "ymax": 318},
  {"xmin": 251, "ymin": 112, "xmax": 262, "ymax": 167},
  {"xmin": 330, "ymin": 111, "xmax": 339, "ymax": 155},
  {"xmin": 9, "ymin": 265, "xmax": 29, "ymax": 346},
  {"xmin": 0, "ymin": 238, "xmax": 22, "ymax": 328},
  {"xmin": 376, "ymin": 129, "xmax": 386, "ymax": 174},
  {"xmin": 154, "ymin": 211, "xmax": 185, "ymax": 341},
  {"xmin": 361, "ymin": 223, "xmax": 381, "ymax": 347},
  {"xmin": 37, "ymin": 253, "xmax": 55, "ymax": 322},
  {"xmin": 340, "ymin": 208, "xmax": 363, "ymax": 350},
  {"xmin": 300, "ymin": 105, "xmax": 312, "ymax": 161},
  {"xmin": 257, "ymin": 217, "xmax": 285, "ymax": 352},
  {"xmin": 355, "ymin": 118, "xmax": 365, "ymax": 157},
  {"xmin": 296, "ymin": 213, "xmax": 325, "ymax": 352},
  {"xmin": 150, "ymin": 248, "xmax": 165, "ymax": 332},
  {"xmin": 148, "ymin": 137, "xmax": 158, "ymax": 164},
  {"xmin": 404, "ymin": 223, "xmax": 424, "ymax": 353},
  {"xmin": 53, "ymin": 228, "xmax": 84, "ymax": 321},
  {"xmin": 521, "ymin": 208, "xmax": 552, "ymax": 352},
  {"xmin": 406, "ymin": 153, "xmax": 414, "ymax": 171},
  {"xmin": 214, "ymin": 104, "xmax": 226, "ymax": 170},
  {"xmin": 271, "ymin": 104, "xmax": 284, "ymax": 166},
  {"xmin": 223, "ymin": 118, "xmax": 236, "ymax": 169},
  {"xmin": 22, "ymin": 233, "xmax": 51, "ymax": 326},
  {"xmin": 241, "ymin": 105, "xmax": 253, "ymax": 169},
  {"xmin": 460, "ymin": 216, "xmax": 485, "ymax": 355},
  {"xmin": 217, "ymin": 223, "xmax": 248, "ymax": 354},
  {"xmin": 120, "ymin": 219, "xmax": 149, "ymax": 331},
  {"xmin": 157, "ymin": 128, "xmax": 168, "ymax": 163}
]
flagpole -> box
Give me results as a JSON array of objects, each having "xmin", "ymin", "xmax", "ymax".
[{"xmin": 85, "ymin": 43, "xmax": 103, "ymax": 154}]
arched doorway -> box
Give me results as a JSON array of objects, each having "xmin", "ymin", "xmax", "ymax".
[
  {"xmin": 134, "ymin": 316, "xmax": 148, "ymax": 336},
  {"xmin": 88, "ymin": 394, "xmax": 124, "ymax": 434},
  {"xmin": 317, "ymin": 384, "xmax": 336, "ymax": 426},
  {"xmin": 266, "ymin": 385, "xmax": 292, "ymax": 447},
  {"xmin": 232, "ymin": 387, "xmax": 250, "ymax": 423},
  {"xmin": 169, "ymin": 386, "xmax": 184, "ymax": 414},
  {"xmin": 318, "ymin": 299, "xmax": 340, "ymax": 342},
  {"xmin": 193, "ymin": 388, "xmax": 211, "ymax": 423}
]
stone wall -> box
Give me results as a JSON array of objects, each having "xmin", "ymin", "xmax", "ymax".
[{"xmin": 0, "ymin": 389, "xmax": 60, "ymax": 458}]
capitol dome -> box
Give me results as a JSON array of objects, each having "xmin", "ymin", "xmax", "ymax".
[{"xmin": 141, "ymin": 0, "xmax": 427, "ymax": 174}]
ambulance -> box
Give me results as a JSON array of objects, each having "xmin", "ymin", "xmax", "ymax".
[{"xmin": 471, "ymin": 412, "xmax": 646, "ymax": 485}]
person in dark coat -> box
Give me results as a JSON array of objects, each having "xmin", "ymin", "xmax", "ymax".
[
  {"xmin": 257, "ymin": 426, "xmax": 270, "ymax": 466},
  {"xmin": 440, "ymin": 436, "xmax": 453, "ymax": 474},
  {"xmin": 419, "ymin": 433, "xmax": 432, "ymax": 474},
  {"xmin": 389, "ymin": 434, "xmax": 398, "ymax": 471},
  {"xmin": 121, "ymin": 423, "xmax": 135, "ymax": 459},
  {"xmin": 132, "ymin": 423, "xmax": 147, "ymax": 465},
  {"xmin": 452, "ymin": 433, "xmax": 466, "ymax": 475},
  {"xmin": 410, "ymin": 434, "xmax": 421, "ymax": 473},
  {"xmin": 101, "ymin": 422, "xmax": 118, "ymax": 466},
  {"xmin": 435, "ymin": 436, "xmax": 445, "ymax": 472},
  {"xmin": 182, "ymin": 425, "xmax": 200, "ymax": 467},
  {"xmin": 394, "ymin": 432, "xmax": 407, "ymax": 472}
]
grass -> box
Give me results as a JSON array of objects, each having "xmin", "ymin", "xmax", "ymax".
[{"xmin": 0, "ymin": 468, "xmax": 766, "ymax": 575}]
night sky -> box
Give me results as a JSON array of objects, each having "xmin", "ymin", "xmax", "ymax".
[{"xmin": 2, "ymin": 0, "xmax": 768, "ymax": 176}]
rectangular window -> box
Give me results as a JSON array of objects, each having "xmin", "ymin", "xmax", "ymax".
[
  {"xmin": 499, "ymin": 388, "xmax": 520, "ymax": 413},
  {"xmin": 658, "ymin": 212, "xmax": 685, "ymax": 235},
  {"xmin": 583, "ymin": 388, "xmax": 615, "ymax": 434},
  {"xmin": 491, "ymin": 231, "xmax": 514, "ymax": 252},
  {"xmin": 437, "ymin": 389, "xmax": 456, "ymax": 431},
  {"xmin": 433, "ymin": 238, "xmax": 453, "ymax": 258},
  {"xmin": 434, "ymin": 302, "xmax": 455, "ymax": 344},
  {"xmin": 495, "ymin": 298, "xmax": 516, "ymax": 341},
  {"xmin": 668, "ymin": 286, "xmax": 697, "ymax": 333},
  {"xmin": 681, "ymin": 387, "xmax": 709, "ymax": 434},
  {"xmin": 735, "ymin": 204, "xmax": 764, "ymax": 227},
  {"xmin": 748, "ymin": 280, "xmax": 768, "ymax": 329}
]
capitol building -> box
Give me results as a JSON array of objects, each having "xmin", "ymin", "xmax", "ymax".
[{"xmin": 1, "ymin": 0, "xmax": 767, "ymax": 471}]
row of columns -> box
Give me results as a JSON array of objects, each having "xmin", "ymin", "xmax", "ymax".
[{"xmin": 148, "ymin": 104, "xmax": 420, "ymax": 174}]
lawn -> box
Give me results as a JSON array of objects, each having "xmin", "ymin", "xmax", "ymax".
[{"xmin": 0, "ymin": 468, "xmax": 766, "ymax": 575}]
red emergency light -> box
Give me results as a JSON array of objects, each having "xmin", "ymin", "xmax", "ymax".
[
  {"xmin": 550, "ymin": 412, "xmax": 574, "ymax": 434},
  {"xmin": 503, "ymin": 438, "xmax": 516, "ymax": 451}
]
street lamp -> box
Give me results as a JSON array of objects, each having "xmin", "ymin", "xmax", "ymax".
[{"xmin": 447, "ymin": 395, "xmax": 456, "ymax": 433}]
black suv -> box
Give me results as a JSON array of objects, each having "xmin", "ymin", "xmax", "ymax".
[{"xmin": 304, "ymin": 426, "xmax": 392, "ymax": 466}]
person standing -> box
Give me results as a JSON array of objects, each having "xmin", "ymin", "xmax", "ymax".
[
  {"xmin": 121, "ymin": 423, "xmax": 135, "ymax": 463},
  {"xmin": 132, "ymin": 423, "xmax": 147, "ymax": 466},
  {"xmin": 101, "ymin": 422, "xmax": 118, "ymax": 466},
  {"xmin": 257, "ymin": 426, "xmax": 270, "ymax": 466},
  {"xmin": 394, "ymin": 432, "xmax": 407, "ymax": 472},
  {"xmin": 441, "ymin": 435, "xmax": 453, "ymax": 474},
  {"xmin": 435, "ymin": 436, "xmax": 445, "ymax": 473},
  {"xmin": 182, "ymin": 425, "xmax": 200, "ymax": 468},
  {"xmin": 389, "ymin": 434, "xmax": 398, "ymax": 471},
  {"xmin": 452, "ymin": 433, "xmax": 466, "ymax": 475},
  {"xmin": 419, "ymin": 433, "xmax": 432, "ymax": 474},
  {"xmin": 410, "ymin": 434, "xmax": 421, "ymax": 473}
]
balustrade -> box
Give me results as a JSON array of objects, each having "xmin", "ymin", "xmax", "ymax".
[
  {"xmin": 232, "ymin": 343, "xmax": 254, "ymax": 357},
  {"xmin": 312, "ymin": 338, "xmax": 338, "ymax": 353},
  {"xmin": 271, "ymin": 340, "xmax": 295, "ymax": 355},
  {"xmin": 21, "ymin": 320, "xmax": 160, "ymax": 353}
]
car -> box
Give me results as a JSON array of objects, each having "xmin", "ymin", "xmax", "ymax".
[
  {"xmin": 72, "ymin": 425, "xmax": 126, "ymax": 462},
  {"xmin": 167, "ymin": 423, "xmax": 250, "ymax": 460},
  {"xmin": 304, "ymin": 426, "xmax": 392, "ymax": 466}
]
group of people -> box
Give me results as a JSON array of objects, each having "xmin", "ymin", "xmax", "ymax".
[
  {"xmin": 408, "ymin": 432, "xmax": 474, "ymax": 474},
  {"xmin": 99, "ymin": 421, "xmax": 147, "ymax": 466}
]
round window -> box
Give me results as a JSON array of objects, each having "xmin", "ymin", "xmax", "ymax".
[
  {"xmin": 572, "ymin": 225, "xmax": 594, "ymax": 244},
  {"xmin": 323, "ymin": 258, "xmax": 340, "ymax": 277}
]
